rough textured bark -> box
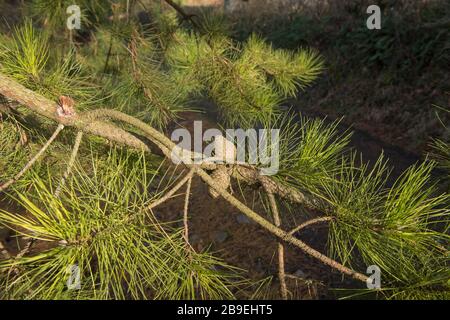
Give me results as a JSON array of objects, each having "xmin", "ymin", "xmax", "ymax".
[{"xmin": 0, "ymin": 73, "xmax": 152, "ymax": 153}]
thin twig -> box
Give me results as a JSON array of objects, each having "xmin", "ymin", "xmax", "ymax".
[
  {"xmin": 101, "ymin": 33, "xmax": 114, "ymax": 79},
  {"xmin": 9, "ymin": 130, "xmax": 79, "ymax": 261},
  {"xmin": 163, "ymin": 0, "xmax": 200, "ymax": 29},
  {"xmin": 197, "ymin": 168, "xmax": 369, "ymax": 283},
  {"xmin": 0, "ymin": 124, "xmax": 64, "ymax": 193},
  {"xmin": 14, "ymin": 122, "xmax": 27, "ymax": 147},
  {"xmin": 289, "ymin": 217, "xmax": 333, "ymax": 235},
  {"xmin": 14, "ymin": 132, "xmax": 84, "ymax": 262},
  {"xmin": 0, "ymin": 238, "xmax": 27, "ymax": 277},
  {"xmin": 183, "ymin": 175, "xmax": 193, "ymax": 250},
  {"xmin": 147, "ymin": 167, "xmax": 196, "ymax": 210},
  {"xmin": 7, "ymin": 240, "xmax": 32, "ymax": 277},
  {"xmin": 65, "ymin": 162, "xmax": 186, "ymax": 245},
  {"xmin": 267, "ymin": 192, "xmax": 288, "ymax": 300},
  {"xmin": 54, "ymin": 131, "xmax": 83, "ymax": 198},
  {"xmin": 14, "ymin": 238, "xmax": 34, "ymax": 260}
]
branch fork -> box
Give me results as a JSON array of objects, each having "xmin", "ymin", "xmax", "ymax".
[{"xmin": 0, "ymin": 72, "xmax": 369, "ymax": 284}]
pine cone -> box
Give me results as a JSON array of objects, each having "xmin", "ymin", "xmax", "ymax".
[{"xmin": 208, "ymin": 165, "xmax": 231, "ymax": 198}]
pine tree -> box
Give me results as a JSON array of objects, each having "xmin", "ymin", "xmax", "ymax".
[{"xmin": 0, "ymin": 0, "xmax": 448, "ymax": 300}]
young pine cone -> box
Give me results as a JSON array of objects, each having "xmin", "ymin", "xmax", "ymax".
[{"xmin": 208, "ymin": 165, "xmax": 231, "ymax": 199}]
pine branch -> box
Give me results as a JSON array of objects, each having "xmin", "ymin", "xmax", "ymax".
[
  {"xmin": 148, "ymin": 167, "xmax": 196, "ymax": 210},
  {"xmin": 0, "ymin": 73, "xmax": 153, "ymax": 154},
  {"xmin": 196, "ymin": 168, "xmax": 369, "ymax": 283},
  {"xmin": 54, "ymin": 131, "xmax": 83, "ymax": 198},
  {"xmin": 0, "ymin": 72, "xmax": 369, "ymax": 283},
  {"xmin": 183, "ymin": 174, "xmax": 193, "ymax": 252},
  {"xmin": 289, "ymin": 217, "xmax": 333, "ymax": 235},
  {"xmin": 14, "ymin": 238, "xmax": 34, "ymax": 260},
  {"xmin": 0, "ymin": 123, "xmax": 64, "ymax": 193},
  {"xmin": 5, "ymin": 130, "xmax": 83, "ymax": 264},
  {"xmin": 233, "ymin": 165, "xmax": 319, "ymax": 209},
  {"xmin": 268, "ymin": 192, "xmax": 288, "ymax": 300}
]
